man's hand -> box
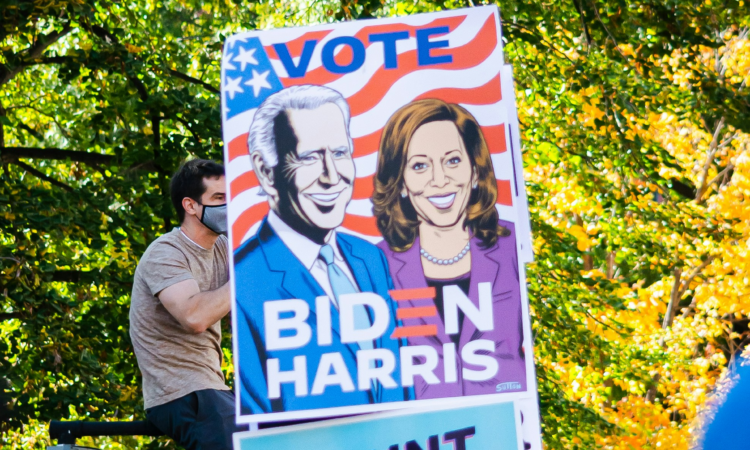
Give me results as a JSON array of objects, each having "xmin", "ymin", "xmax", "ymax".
[{"xmin": 158, "ymin": 281, "xmax": 230, "ymax": 334}]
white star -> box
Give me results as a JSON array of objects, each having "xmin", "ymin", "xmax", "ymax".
[
  {"xmin": 224, "ymin": 76, "xmax": 244, "ymax": 100},
  {"xmin": 228, "ymin": 36, "xmax": 248, "ymax": 49},
  {"xmin": 222, "ymin": 51, "xmax": 237, "ymax": 72},
  {"xmin": 234, "ymin": 47, "xmax": 259, "ymax": 71},
  {"xmin": 244, "ymin": 70, "xmax": 272, "ymax": 97}
]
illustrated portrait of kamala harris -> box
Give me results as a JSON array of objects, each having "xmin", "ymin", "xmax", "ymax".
[{"xmin": 372, "ymin": 98, "xmax": 527, "ymax": 400}]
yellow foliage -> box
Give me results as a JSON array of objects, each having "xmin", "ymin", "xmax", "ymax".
[{"xmin": 124, "ymin": 43, "xmax": 145, "ymax": 53}]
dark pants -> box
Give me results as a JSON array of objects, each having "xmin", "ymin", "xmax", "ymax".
[{"xmin": 146, "ymin": 389, "xmax": 248, "ymax": 450}]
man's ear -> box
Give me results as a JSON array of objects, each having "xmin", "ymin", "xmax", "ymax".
[
  {"xmin": 251, "ymin": 152, "xmax": 278, "ymax": 198},
  {"xmin": 182, "ymin": 197, "xmax": 200, "ymax": 219}
]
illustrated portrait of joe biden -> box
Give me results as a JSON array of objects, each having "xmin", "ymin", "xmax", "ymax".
[{"xmin": 232, "ymin": 85, "xmax": 410, "ymax": 417}]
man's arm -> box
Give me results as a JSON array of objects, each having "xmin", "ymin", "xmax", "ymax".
[{"xmin": 158, "ymin": 280, "xmax": 230, "ymax": 334}]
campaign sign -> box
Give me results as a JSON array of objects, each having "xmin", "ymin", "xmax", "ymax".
[
  {"xmin": 234, "ymin": 401, "xmax": 521, "ymax": 450},
  {"xmin": 222, "ymin": 5, "xmax": 538, "ymax": 424}
]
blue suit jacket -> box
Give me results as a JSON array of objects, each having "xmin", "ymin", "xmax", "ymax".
[{"xmin": 233, "ymin": 218, "xmax": 412, "ymax": 416}]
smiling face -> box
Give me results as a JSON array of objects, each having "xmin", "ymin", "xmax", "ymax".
[
  {"xmin": 277, "ymin": 102, "xmax": 354, "ymax": 233},
  {"xmin": 402, "ymin": 120, "xmax": 476, "ymax": 228}
]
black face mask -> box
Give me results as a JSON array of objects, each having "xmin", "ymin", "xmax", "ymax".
[{"xmin": 199, "ymin": 203, "xmax": 228, "ymax": 235}]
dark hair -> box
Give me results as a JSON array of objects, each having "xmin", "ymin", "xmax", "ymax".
[
  {"xmin": 170, "ymin": 159, "xmax": 225, "ymax": 223},
  {"xmin": 373, "ymin": 99, "xmax": 508, "ymax": 252}
]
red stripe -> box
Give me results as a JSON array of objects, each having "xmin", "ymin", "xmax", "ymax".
[
  {"xmin": 391, "ymin": 325, "xmax": 438, "ymax": 338},
  {"xmin": 341, "ymin": 214, "xmax": 379, "ymax": 236},
  {"xmin": 414, "ymin": 73, "xmax": 501, "ymax": 106},
  {"xmin": 346, "ymin": 15, "xmax": 497, "ymax": 117},
  {"xmin": 232, "ymin": 202, "xmax": 270, "ymax": 250},
  {"xmin": 390, "ymin": 287, "xmax": 436, "ymax": 301},
  {"xmin": 228, "ymin": 122, "xmax": 502, "ymax": 171},
  {"xmin": 352, "ymin": 174, "xmax": 374, "ymax": 200},
  {"xmin": 497, "ymin": 179, "xmax": 512, "ymax": 206},
  {"xmin": 280, "ymin": 15, "xmax": 468, "ymax": 88},
  {"xmin": 264, "ymin": 30, "xmax": 334, "ymax": 60},
  {"xmin": 397, "ymin": 306, "xmax": 438, "ymax": 320},
  {"xmin": 484, "ymin": 124, "xmax": 507, "ymax": 154},
  {"xmin": 228, "ymin": 133, "xmax": 249, "ymax": 161},
  {"xmin": 346, "ymin": 81, "xmax": 502, "ymax": 161},
  {"xmin": 352, "ymin": 130, "xmax": 382, "ymax": 158},
  {"xmin": 230, "ymin": 171, "xmax": 259, "ymax": 201}
]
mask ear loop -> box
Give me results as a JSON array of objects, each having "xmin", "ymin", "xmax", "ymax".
[{"xmin": 196, "ymin": 200, "xmax": 207, "ymax": 223}]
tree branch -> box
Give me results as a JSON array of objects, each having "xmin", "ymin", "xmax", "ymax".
[
  {"xmin": 504, "ymin": 22, "xmax": 579, "ymax": 67},
  {"xmin": 51, "ymin": 270, "xmax": 83, "ymax": 282},
  {"xmin": 678, "ymin": 256, "xmax": 717, "ymax": 319},
  {"xmin": 695, "ymin": 117, "xmax": 727, "ymax": 203},
  {"xmin": 168, "ymin": 69, "xmax": 219, "ymax": 94},
  {"xmin": 662, "ymin": 267, "xmax": 683, "ymax": 330},
  {"xmin": 574, "ymin": 0, "xmax": 593, "ymax": 49},
  {"xmin": 0, "ymin": 102, "xmax": 5, "ymax": 149},
  {"xmin": 151, "ymin": 114, "xmax": 172, "ymax": 232},
  {"xmin": 6, "ymin": 104, "xmax": 72, "ymax": 139},
  {"xmin": 574, "ymin": 213, "xmax": 594, "ymax": 270},
  {"xmin": 661, "ymin": 256, "xmax": 715, "ymax": 331},
  {"xmin": 18, "ymin": 56, "xmax": 73, "ymax": 67},
  {"xmin": 0, "ymin": 312, "xmax": 22, "ymax": 321},
  {"xmin": 588, "ymin": 0, "xmax": 629, "ymax": 61},
  {"xmin": 49, "ymin": 270, "xmax": 132, "ymax": 286},
  {"xmin": 707, "ymin": 160, "xmax": 738, "ymax": 189},
  {"xmin": 17, "ymin": 123, "xmax": 44, "ymax": 142},
  {"xmin": 171, "ymin": 115, "xmax": 202, "ymax": 145},
  {"xmin": 606, "ymin": 250, "xmax": 616, "ymax": 279},
  {"xmin": 86, "ymin": 24, "xmax": 150, "ymax": 102},
  {"xmin": 0, "ymin": 24, "xmax": 73, "ymax": 86},
  {"xmin": 12, "ymin": 160, "xmax": 74, "ymax": 192},
  {"xmin": 1, "ymin": 147, "xmax": 115, "ymax": 166}
]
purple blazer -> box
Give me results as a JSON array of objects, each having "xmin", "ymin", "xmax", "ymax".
[{"xmin": 377, "ymin": 220, "xmax": 526, "ymax": 399}]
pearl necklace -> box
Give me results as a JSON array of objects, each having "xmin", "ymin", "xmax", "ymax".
[{"xmin": 420, "ymin": 243, "xmax": 471, "ymax": 265}]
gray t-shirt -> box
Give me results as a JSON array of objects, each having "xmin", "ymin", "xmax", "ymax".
[{"xmin": 129, "ymin": 228, "xmax": 230, "ymax": 409}]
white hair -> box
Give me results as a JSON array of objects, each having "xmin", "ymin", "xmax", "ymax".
[{"xmin": 247, "ymin": 85, "xmax": 352, "ymax": 168}]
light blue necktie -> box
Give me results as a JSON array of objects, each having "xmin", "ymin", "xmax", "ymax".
[
  {"xmin": 319, "ymin": 244, "xmax": 373, "ymax": 351},
  {"xmin": 319, "ymin": 244, "xmax": 379, "ymax": 397}
]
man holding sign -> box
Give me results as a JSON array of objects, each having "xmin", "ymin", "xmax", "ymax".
[{"xmin": 233, "ymin": 85, "xmax": 411, "ymax": 417}]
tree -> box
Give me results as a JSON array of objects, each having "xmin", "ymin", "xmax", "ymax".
[
  {"xmin": 1, "ymin": 1, "xmax": 253, "ymax": 447},
  {"xmin": 2, "ymin": 0, "xmax": 749, "ymax": 448}
]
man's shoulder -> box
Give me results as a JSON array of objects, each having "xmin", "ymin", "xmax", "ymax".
[
  {"xmin": 216, "ymin": 234, "xmax": 229, "ymax": 250},
  {"xmin": 338, "ymin": 233, "xmax": 388, "ymax": 267},
  {"xmin": 233, "ymin": 222, "xmax": 276, "ymax": 269},
  {"xmin": 338, "ymin": 232, "xmax": 380, "ymax": 253},
  {"xmin": 234, "ymin": 236, "xmax": 261, "ymax": 263},
  {"xmin": 147, "ymin": 228, "xmax": 182, "ymax": 247},
  {"xmin": 138, "ymin": 229, "xmax": 183, "ymax": 265}
]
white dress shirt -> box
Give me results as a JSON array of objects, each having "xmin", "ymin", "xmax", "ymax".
[{"xmin": 267, "ymin": 211, "xmax": 359, "ymax": 307}]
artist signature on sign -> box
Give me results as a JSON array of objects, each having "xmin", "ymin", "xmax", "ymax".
[{"xmin": 496, "ymin": 382, "xmax": 522, "ymax": 392}]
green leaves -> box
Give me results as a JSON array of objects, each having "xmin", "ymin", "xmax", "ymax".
[{"xmin": 2, "ymin": 0, "xmax": 749, "ymax": 448}]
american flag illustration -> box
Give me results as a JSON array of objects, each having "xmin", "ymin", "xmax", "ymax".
[{"xmin": 221, "ymin": 6, "xmax": 521, "ymax": 251}]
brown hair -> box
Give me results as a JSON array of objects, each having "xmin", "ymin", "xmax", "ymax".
[{"xmin": 373, "ymin": 99, "xmax": 508, "ymax": 252}]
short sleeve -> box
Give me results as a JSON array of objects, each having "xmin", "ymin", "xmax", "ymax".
[
  {"xmin": 216, "ymin": 235, "xmax": 230, "ymax": 268},
  {"xmin": 139, "ymin": 241, "xmax": 195, "ymax": 297}
]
